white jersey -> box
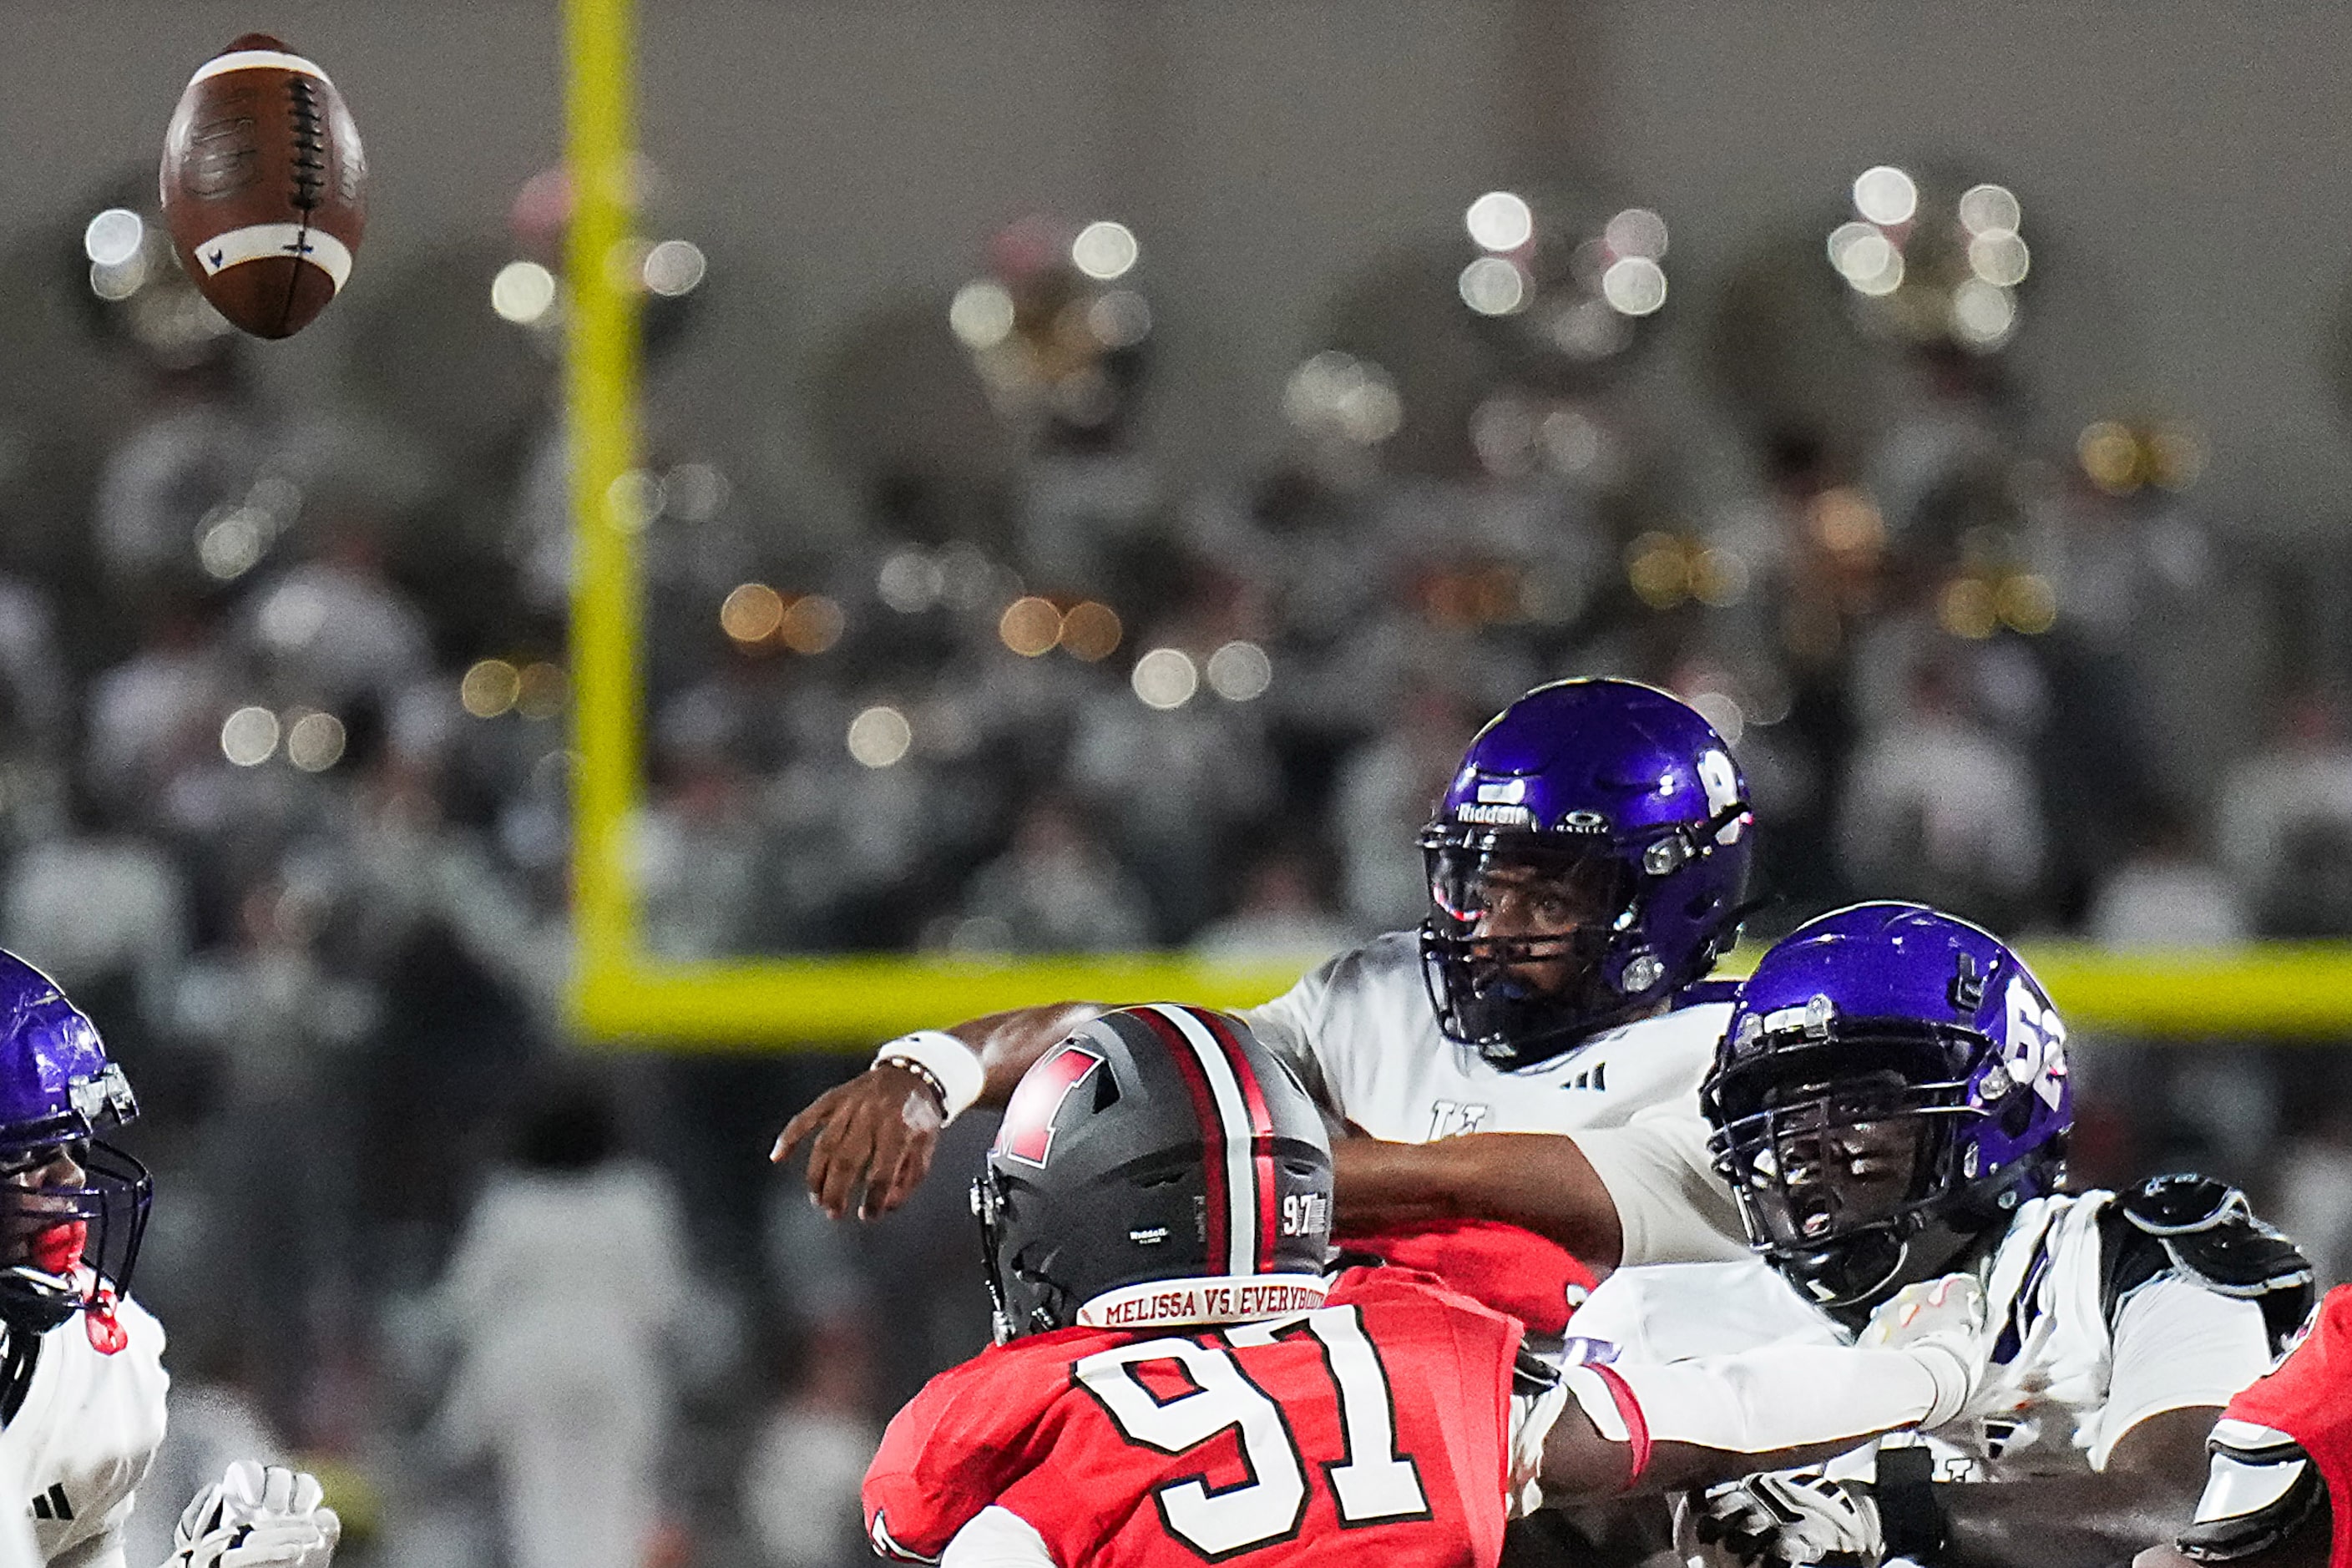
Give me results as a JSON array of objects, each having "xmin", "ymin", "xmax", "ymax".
[
  {"xmin": 0, "ymin": 1296, "xmax": 170, "ymax": 1568},
  {"xmin": 1906, "ymin": 1189, "xmax": 2279, "ymax": 1479},
  {"xmin": 1241, "ymin": 931, "xmax": 1811, "ymax": 1362}
]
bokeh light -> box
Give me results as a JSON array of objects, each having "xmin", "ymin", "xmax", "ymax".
[
  {"xmin": 606, "ymin": 470, "xmax": 663, "ymax": 532},
  {"xmin": 1604, "ymin": 207, "xmax": 1669, "ymax": 260},
  {"xmin": 83, "ymin": 209, "xmax": 144, "ymax": 267},
  {"xmin": 1950, "ymin": 279, "xmax": 2018, "ymax": 348},
  {"xmin": 1087, "ymin": 291, "xmax": 1152, "ymax": 348},
  {"xmin": 1060, "ymin": 601, "xmax": 1123, "ymax": 661},
  {"xmin": 2078, "ymin": 421, "xmax": 2142, "ymax": 493},
  {"xmin": 1957, "ymin": 183, "xmax": 2022, "ymax": 237},
  {"xmin": 1131, "ymin": 648, "xmax": 1199, "ymax": 710},
  {"xmin": 641, "ymin": 239, "xmax": 706, "ymax": 297},
  {"xmin": 1464, "ymin": 191, "xmax": 1535, "ymax": 252},
  {"xmin": 1967, "ymin": 230, "xmax": 2031, "ymax": 287},
  {"xmin": 878, "ymin": 549, "xmax": 945, "ymax": 613},
  {"xmin": 1687, "ymin": 690, "xmax": 1746, "ymax": 746},
  {"xmin": 1853, "ymin": 164, "xmax": 1919, "ymax": 226},
  {"xmin": 1459, "ymin": 255, "xmax": 1529, "ymax": 316},
  {"xmin": 999, "ymin": 596, "xmax": 1062, "ymax": 657},
  {"xmin": 516, "ymin": 663, "xmax": 569, "ymax": 720},
  {"xmin": 948, "ymin": 281, "xmax": 1016, "ymax": 349},
  {"xmin": 1938, "ymin": 577, "xmax": 1999, "ymax": 639},
  {"xmin": 1071, "ymin": 220, "xmax": 1140, "ymax": 281},
  {"xmin": 720, "ymin": 583, "xmax": 785, "ymax": 645},
  {"xmin": 1601, "ymin": 255, "xmax": 1667, "ymax": 316},
  {"xmin": 221, "ymin": 707, "xmax": 281, "ymax": 766},
  {"xmin": 286, "ymin": 711, "xmax": 346, "ymax": 772},
  {"xmin": 462, "ymin": 660, "xmax": 521, "ymax": 718},
  {"xmin": 847, "ymin": 706, "xmax": 913, "ymax": 768},
  {"xmin": 1996, "ymin": 574, "xmax": 2059, "ymax": 635},
  {"xmin": 491, "ymin": 260, "xmax": 559, "ymax": 325},
  {"xmin": 779, "ymin": 594, "xmax": 846, "ymax": 655},
  {"xmin": 1205, "ymin": 641, "xmax": 1272, "ymax": 701}
]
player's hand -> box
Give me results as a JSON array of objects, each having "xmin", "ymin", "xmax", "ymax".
[
  {"xmin": 772, "ymin": 1062, "xmax": 947, "ymax": 1220},
  {"xmin": 1859, "ymin": 1273, "xmax": 1989, "ymax": 1428},
  {"xmin": 165, "ymin": 1461, "xmax": 341, "ymax": 1568},
  {"xmin": 1696, "ymin": 1471, "xmax": 1884, "ymax": 1568}
]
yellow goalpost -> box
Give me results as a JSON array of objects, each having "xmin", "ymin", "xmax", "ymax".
[{"xmin": 559, "ymin": 0, "xmax": 2352, "ymax": 1048}]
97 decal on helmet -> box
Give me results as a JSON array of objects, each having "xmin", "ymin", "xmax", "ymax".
[
  {"xmin": 972, "ymin": 1006, "xmax": 1333, "ymax": 1343},
  {"xmin": 0, "ymin": 953, "xmax": 150, "ymax": 1340},
  {"xmin": 1702, "ymin": 903, "xmax": 2071, "ymax": 1319},
  {"xmin": 1419, "ymin": 679, "xmax": 1753, "ymax": 1069}
]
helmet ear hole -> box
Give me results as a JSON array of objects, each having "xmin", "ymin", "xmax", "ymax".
[{"xmin": 1092, "ymin": 1071, "xmax": 1121, "ymax": 1112}]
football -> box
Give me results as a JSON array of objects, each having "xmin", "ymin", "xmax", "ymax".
[{"xmin": 159, "ymin": 33, "xmax": 367, "ymax": 339}]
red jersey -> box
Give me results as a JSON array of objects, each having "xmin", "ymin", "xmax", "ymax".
[{"xmin": 864, "ymin": 1266, "xmax": 1525, "ymax": 1568}]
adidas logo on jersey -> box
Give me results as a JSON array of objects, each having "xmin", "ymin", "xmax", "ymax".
[
  {"xmin": 28, "ymin": 1484, "xmax": 71, "ymax": 1522},
  {"xmin": 1560, "ymin": 1062, "xmax": 1608, "ymax": 1092}
]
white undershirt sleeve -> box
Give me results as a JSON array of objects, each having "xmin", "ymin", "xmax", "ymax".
[
  {"xmin": 2091, "ymin": 1279, "xmax": 2274, "ymax": 1470},
  {"xmin": 1598, "ymin": 1344, "xmax": 1950, "ymax": 1464},
  {"xmin": 1573, "ymin": 1113, "xmax": 1748, "ymax": 1265},
  {"xmin": 941, "ymin": 1505, "xmax": 1058, "ymax": 1568}
]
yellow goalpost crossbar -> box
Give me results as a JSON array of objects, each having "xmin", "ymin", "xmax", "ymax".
[{"xmin": 559, "ymin": 0, "xmax": 2352, "ymax": 1050}]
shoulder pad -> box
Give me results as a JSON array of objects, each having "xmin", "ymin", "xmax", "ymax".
[
  {"xmin": 2176, "ymin": 1430, "xmax": 2326, "ymax": 1565},
  {"xmin": 1672, "ymin": 980, "xmax": 1742, "ymax": 1010},
  {"xmin": 2099, "ymin": 1176, "xmax": 2316, "ymax": 1351}
]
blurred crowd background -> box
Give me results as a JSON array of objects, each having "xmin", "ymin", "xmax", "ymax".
[{"xmin": 8, "ymin": 3, "xmax": 2352, "ymax": 1566}]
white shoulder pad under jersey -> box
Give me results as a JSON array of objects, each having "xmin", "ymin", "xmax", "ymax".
[
  {"xmin": 1240, "ymin": 930, "xmax": 1732, "ymax": 1144},
  {"xmin": 0, "ymin": 1296, "xmax": 169, "ymax": 1565},
  {"xmin": 1834, "ymin": 1190, "xmax": 2280, "ymax": 1484}
]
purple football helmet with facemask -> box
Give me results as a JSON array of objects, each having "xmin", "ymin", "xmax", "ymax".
[
  {"xmin": 1702, "ymin": 903, "xmax": 2071, "ymax": 1320},
  {"xmin": 1419, "ymin": 679, "xmax": 1754, "ymax": 1068},
  {"xmin": 0, "ymin": 953, "xmax": 149, "ymax": 1335}
]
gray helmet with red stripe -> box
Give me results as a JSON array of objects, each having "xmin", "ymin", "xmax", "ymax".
[{"xmin": 973, "ymin": 1005, "xmax": 1334, "ymax": 1343}]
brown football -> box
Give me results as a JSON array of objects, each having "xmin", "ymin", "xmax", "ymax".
[{"xmin": 159, "ymin": 33, "xmax": 367, "ymax": 339}]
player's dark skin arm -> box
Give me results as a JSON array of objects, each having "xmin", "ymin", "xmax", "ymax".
[
  {"xmin": 1334, "ymin": 1132, "xmax": 1627, "ymax": 1270},
  {"xmin": 1928, "ymin": 1406, "xmax": 2223, "ymax": 1568},
  {"xmin": 772, "ymin": 1002, "xmax": 1104, "ymax": 1219}
]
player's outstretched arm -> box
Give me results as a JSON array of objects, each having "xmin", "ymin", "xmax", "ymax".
[
  {"xmin": 1334, "ymin": 1133, "xmax": 1628, "ymax": 1268},
  {"xmin": 1534, "ymin": 1329, "xmax": 1983, "ymax": 1503},
  {"xmin": 773, "ymin": 1002, "xmax": 1104, "ymax": 1220},
  {"xmin": 1926, "ymin": 1406, "xmax": 2221, "ymax": 1568}
]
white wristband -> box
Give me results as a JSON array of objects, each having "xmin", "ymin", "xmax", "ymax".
[{"xmin": 875, "ymin": 1030, "xmax": 986, "ymax": 1125}]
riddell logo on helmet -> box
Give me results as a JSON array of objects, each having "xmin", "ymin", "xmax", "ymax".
[{"xmin": 1454, "ymin": 802, "xmax": 1534, "ymax": 827}]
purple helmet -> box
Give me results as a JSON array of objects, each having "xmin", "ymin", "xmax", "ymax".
[
  {"xmin": 1419, "ymin": 679, "xmax": 1754, "ymax": 1067},
  {"xmin": 0, "ymin": 953, "xmax": 149, "ymax": 1333},
  {"xmin": 1702, "ymin": 903, "xmax": 2071, "ymax": 1318}
]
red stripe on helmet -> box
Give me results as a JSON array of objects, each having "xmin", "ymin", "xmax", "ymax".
[
  {"xmin": 1189, "ymin": 1007, "xmax": 1280, "ymax": 1275},
  {"xmin": 1130, "ymin": 1007, "xmax": 1230, "ymax": 1273}
]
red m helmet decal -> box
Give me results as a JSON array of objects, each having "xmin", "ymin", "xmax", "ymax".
[{"xmin": 995, "ymin": 1044, "xmax": 1104, "ymax": 1167}]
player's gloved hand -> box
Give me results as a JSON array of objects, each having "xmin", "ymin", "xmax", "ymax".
[
  {"xmin": 1696, "ymin": 1471, "xmax": 1885, "ymax": 1568},
  {"xmin": 164, "ymin": 1460, "xmax": 341, "ymax": 1568},
  {"xmin": 1859, "ymin": 1273, "xmax": 1989, "ymax": 1429},
  {"xmin": 773, "ymin": 1062, "xmax": 946, "ymax": 1220}
]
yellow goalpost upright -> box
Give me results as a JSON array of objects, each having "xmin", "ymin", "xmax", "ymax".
[{"xmin": 559, "ymin": 0, "xmax": 2352, "ymax": 1049}]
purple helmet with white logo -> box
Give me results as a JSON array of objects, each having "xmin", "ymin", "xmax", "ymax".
[
  {"xmin": 0, "ymin": 953, "xmax": 149, "ymax": 1333},
  {"xmin": 1419, "ymin": 679, "xmax": 1754, "ymax": 1068},
  {"xmin": 1702, "ymin": 903, "xmax": 2071, "ymax": 1318}
]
